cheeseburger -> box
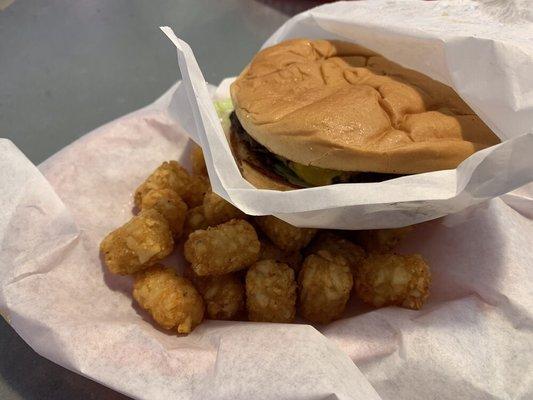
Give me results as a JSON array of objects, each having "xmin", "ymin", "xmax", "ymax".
[{"xmin": 228, "ymin": 39, "xmax": 500, "ymax": 190}]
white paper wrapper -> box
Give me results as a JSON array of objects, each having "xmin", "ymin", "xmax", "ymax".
[
  {"xmin": 1, "ymin": 2, "xmax": 533, "ymax": 400},
  {"xmin": 161, "ymin": 0, "xmax": 533, "ymax": 229},
  {"xmin": 1, "ymin": 81, "xmax": 532, "ymax": 400},
  {"xmin": 1, "ymin": 81, "xmax": 533, "ymax": 399}
]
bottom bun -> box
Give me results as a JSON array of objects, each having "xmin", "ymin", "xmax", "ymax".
[
  {"xmin": 230, "ymin": 128, "xmax": 296, "ymax": 191},
  {"xmin": 240, "ymin": 160, "xmax": 296, "ymax": 191}
]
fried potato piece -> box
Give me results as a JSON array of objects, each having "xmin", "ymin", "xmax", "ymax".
[
  {"xmin": 182, "ymin": 174, "xmax": 210, "ymax": 208},
  {"xmin": 190, "ymin": 143, "xmax": 207, "ymax": 176},
  {"xmin": 184, "ymin": 219, "xmax": 260, "ymax": 276},
  {"xmin": 133, "ymin": 265, "xmax": 204, "ymax": 333},
  {"xmin": 203, "ymin": 190, "xmax": 245, "ymax": 226},
  {"xmin": 308, "ymin": 232, "xmax": 365, "ymax": 273},
  {"xmin": 188, "ymin": 271, "xmax": 244, "ymax": 320},
  {"xmin": 100, "ymin": 209, "xmax": 174, "ymax": 275},
  {"xmin": 246, "ymin": 260, "xmax": 297, "ymax": 322},
  {"xmin": 259, "ymin": 238, "xmax": 302, "ymax": 272},
  {"xmin": 255, "ymin": 216, "xmax": 317, "ymax": 252},
  {"xmin": 354, "ymin": 226, "xmax": 414, "ymax": 253},
  {"xmin": 134, "ymin": 161, "xmax": 191, "ymax": 208},
  {"xmin": 140, "ymin": 188, "xmax": 187, "ymax": 238},
  {"xmin": 298, "ymin": 251, "xmax": 353, "ymax": 324},
  {"xmin": 354, "ymin": 253, "xmax": 430, "ymax": 310},
  {"xmin": 183, "ymin": 205, "xmax": 209, "ymax": 238}
]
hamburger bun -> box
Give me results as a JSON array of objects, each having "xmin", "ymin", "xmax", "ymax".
[{"xmin": 230, "ymin": 39, "xmax": 500, "ymax": 175}]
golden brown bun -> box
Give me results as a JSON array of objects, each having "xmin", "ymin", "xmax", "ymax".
[
  {"xmin": 230, "ymin": 39, "xmax": 500, "ymax": 174},
  {"xmin": 240, "ymin": 160, "xmax": 295, "ymax": 191}
]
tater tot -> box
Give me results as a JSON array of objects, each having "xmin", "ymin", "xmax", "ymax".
[
  {"xmin": 255, "ymin": 216, "xmax": 317, "ymax": 252},
  {"xmin": 181, "ymin": 174, "xmax": 210, "ymax": 208},
  {"xmin": 140, "ymin": 188, "xmax": 187, "ymax": 238},
  {"xmin": 184, "ymin": 219, "xmax": 260, "ymax": 276},
  {"xmin": 190, "ymin": 143, "xmax": 207, "ymax": 176},
  {"xmin": 259, "ymin": 238, "xmax": 302, "ymax": 272},
  {"xmin": 134, "ymin": 161, "xmax": 191, "ymax": 208},
  {"xmin": 100, "ymin": 209, "xmax": 174, "ymax": 275},
  {"xmin": 354, "ymin": 226, "xmax": 413, "ymax": 253},
  {"xmin": 203, "ymin": 190, "xmax": 245, "ymax": 226},
  {"xmin": 188, "ymin": 271, "xmax": 244, "ymax": 320},
  {"xmin": 298, "ymin": 251, "xmax": 353, "ymax": 324},
  {"xmin": 354, "ymin": 253, "xmax": 430, "ymax": 310},
  {"xmin": 308, "ymin": 232, "xmax": 365, "ymax": 273},
  {"xmin": 183, "ymin": 205, "xmax": 209, "ymax": 238},
  {"xmin": 133, "ymin": 265, "xmax": 204, "ymax": 333},
  {"xmin": 246, "ymin": 260, "xmax": 296, "ymax": 322}
]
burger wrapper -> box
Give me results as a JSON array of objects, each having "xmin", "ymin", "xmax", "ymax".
[
  {"xmin": 1, "ymin": 1, "xmax": 532, "ymax": 400},
  {"xmin": 1, "ymin": 82, "xmax": 533, "ymax": 399},
  {"xmin": 161, "ymin": 0, "xmax": 533, "ymax": 230}
]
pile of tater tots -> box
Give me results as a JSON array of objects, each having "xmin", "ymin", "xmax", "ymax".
[{"xmin": 100, "ymin": 145, "xmax": 431, "ymax": 334}]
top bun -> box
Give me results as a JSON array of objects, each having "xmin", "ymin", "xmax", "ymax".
[{"xmin": 230, "ymin": 39, "xmax": 500, "ymax": 174}]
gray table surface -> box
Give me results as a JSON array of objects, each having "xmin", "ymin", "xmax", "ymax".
[{"xmin": 0, "ymin": 1, "xmax": 323, "ymax": 398}]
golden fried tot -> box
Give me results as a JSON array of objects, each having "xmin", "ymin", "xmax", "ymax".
[
  {"xmin": 133, "ymin": 265, "xmax": 204, "ymax": 333},
  {"xmin": 181, "ymin": 174, "xmax": 210, "ymax": 208},
  {"xmin": 355, "ymin": 253, "xmax": 430, "ymax": 310},
  {"xmin": 308, "ymin": 232, "xmax": 365, "ymax": 273},
  {"xmin": 189, "ymin": 272, "xmax": 244, "ymax": 320},
  {"xmin": 100, "ymin": 209, "xmax": 174, "ymax": 275},
  {"xmin": 354, "ymin": 226, "xmax": 414, "ymax": 253},
  {"xmin": 255, "ymin": 216, "xmax": 317, "ymax": 252},
  {"xmin": 134, "ymin": 161, "xmax": 191, "ymax": 208},
  {"xmin": 246, "ymin": 260, "xmax": 297, "ymax": 323},
  {"xmin": 190, "ymin": 143, "xmax": 207, "ymax": 176},
  {"xmin": 203, "ymin": 190, "xmax": 245, "ymax": 226},
  {"xmin": 184, "ymin": 219, "xmax": 260, "ymax": 276},
  {"xmin": 183, "ymin": 206, "xmax": 209, "ymax": 238},
  {"xmin": 298, "ymin": 251, "xmax": 353, "ymax": 324},
  {"xmin": 140, "ymin": 188, "xmax": 187, "ymax": 238},
  {"xmin": 259, "ymin": 238, "xmax": 302, "ymax": 272}
]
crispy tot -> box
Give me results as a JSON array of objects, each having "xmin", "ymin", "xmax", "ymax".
[
  {"xmin": 190, "ymin": 143, "xmax": 207, "ymax": 176},
  {"xmin": 246, "ymin": 260, "xmax": 296, "ymax": 322},
  {"xmin": 308, "ymin": 232, "xmax": 365, "ymax": 273},
  {"xmin": 354, "ymin": 226, "xmax": 413, "ymax": 253},
  {"xmin": 181, "ymin": 174, "xmax": 210, "ymax": 208},
  {"xmin": 134, "ymin": 161, "xmax": 190, "ymax": 208},
  {"xmin": 203, "ymin": 190, "xmax": 245, "ymax": 226},
  {"xmin": 188, "ymin": 271, "xmax": 244, "ymax": 320},
  {"xmin": 298, "ymin": 251, "xmax": 353, "ymax": 324},
  {"xmin": 100, "ymin": 209, "xmax": 174, "ymax": 275},
  {"xmin": 184, "ymin": 219, "xmax": 260, "ymax": 276},
  {"xmin": 140, "ymin": 188, "xmax": 187, "ymax": 238},
  {"xmin": 183, "ymin": 206, "xmax": 209, "ymax": 238},
  {"xmin": 355, "ymin": 253, "xmax": 430, "ymax": 310},
  {"xmin": 133, "ymin": 265, "xmax": 204, "ymax": 333},
  {"xmin": 255, "ymin": 216, "xmax": 317, "ymax": 252},
  {"xmin": 259, "ymin": 238, "xmax": 302, "ymax": 272}
]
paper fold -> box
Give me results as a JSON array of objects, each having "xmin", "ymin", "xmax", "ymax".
[{"xmin": 162, "ymin": 0, "xmax": 533, "ymax": 229}]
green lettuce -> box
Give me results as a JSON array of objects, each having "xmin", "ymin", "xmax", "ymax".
[{"xmin": 214, "ymin": 99, "xmax": 234, "ymax": 132}]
